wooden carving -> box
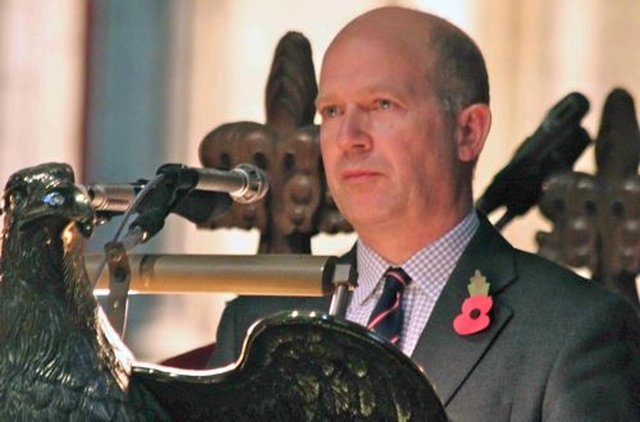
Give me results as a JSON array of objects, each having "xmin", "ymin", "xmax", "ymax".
[
  {"xmin": 198, "ymin": 32, "xmax": 352, "ymax": 253},
  {"xmin": 537, "ymin": 88, "xmax": 640, "ymax": 306}
]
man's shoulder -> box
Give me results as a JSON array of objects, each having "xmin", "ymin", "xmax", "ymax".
[
  {"xmin": 469, "ymin": 216, "xmax": 610, "ymax": 307},
  {"xmin": 508, "ymin": 247, "xmax": 637, "ymax": 317},
  {"xmin": 512, "ymin": 248, "xmax": 586, "ymax": 283}
]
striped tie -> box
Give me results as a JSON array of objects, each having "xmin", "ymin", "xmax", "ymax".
[{"xmin": 367, "ymin": 267, "xmax": 411, "ymax": 345}]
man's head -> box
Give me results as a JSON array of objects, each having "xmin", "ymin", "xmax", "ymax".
[{"xmin": 316, "ymin": 7, "xmax": 492, "ymax": 262}]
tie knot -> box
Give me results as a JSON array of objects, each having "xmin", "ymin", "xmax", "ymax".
[{"xmin": 384, "ymin": 267, "xmax": 411, "ymax": 292}]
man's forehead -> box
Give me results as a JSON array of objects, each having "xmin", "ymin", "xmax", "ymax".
[
  {"xmin": 326, "ymin": 28, "xmax": 426, "ymax": 61},
  {"xmin": 320, "ymin": 22, "xmax": 433, "ymax": 86},
  {"xmin": 318, "ymin": 39, "xmax": 430, "ymax": 96}
]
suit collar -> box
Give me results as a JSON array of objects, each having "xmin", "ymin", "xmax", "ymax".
[{"xmin": 411, "ymin": 213, "xmax": 516, "ymax": 405}]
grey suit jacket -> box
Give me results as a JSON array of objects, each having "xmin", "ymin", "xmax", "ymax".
[{"xmin": 209, "ymin": 213, "xmax": 640, "ymax": 421}]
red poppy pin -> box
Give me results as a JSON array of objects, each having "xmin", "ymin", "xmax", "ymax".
[{"xmin": 453, "ymin": 270, "xmax": 493, "ymax": 336}]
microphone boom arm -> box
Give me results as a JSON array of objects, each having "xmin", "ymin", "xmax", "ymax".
[{"xmin": 87, "ymin": 254, "xmax": 355, "ymax": 297}]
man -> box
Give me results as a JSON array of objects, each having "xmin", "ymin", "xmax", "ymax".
[{"xmin": 209, "ymin": 7, "xmax": 640, "ymax": 420}]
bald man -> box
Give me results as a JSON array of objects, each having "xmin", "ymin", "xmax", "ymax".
[{"xmin": 210, "ymin": 7, "xmax": 640, "ymax": 420}]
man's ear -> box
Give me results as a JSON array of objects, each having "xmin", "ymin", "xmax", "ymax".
[{"xmin": 455, "ymin": 104, "xmax": 491, "ymax": 162}]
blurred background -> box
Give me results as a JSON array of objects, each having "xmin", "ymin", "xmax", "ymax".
[{"xmin": 1, "ymin": 0, "xmax": 638, "ymax": 362}]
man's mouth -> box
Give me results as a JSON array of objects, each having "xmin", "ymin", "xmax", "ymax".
[{"xmin": 342, "ymin": 169, "xmax": 380, "ymax": 181}]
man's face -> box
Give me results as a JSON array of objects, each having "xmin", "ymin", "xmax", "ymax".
[{"xmin": 317, "ymin": 35, "xmax": 463, "ymax": 235}]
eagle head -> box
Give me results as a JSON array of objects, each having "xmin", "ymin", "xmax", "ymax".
[{"xmin": 1, "ymin": 162, "xmax": 95, "ymax": 238}]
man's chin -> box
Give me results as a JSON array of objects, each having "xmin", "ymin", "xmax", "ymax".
[{"xmin": 341, "ymin": 205, "xmax": 394, "ymax": 229}]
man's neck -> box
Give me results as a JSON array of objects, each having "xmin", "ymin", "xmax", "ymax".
[{"xmin": 356, "ymin": 207, "xmax": 474, "ymax": 265}]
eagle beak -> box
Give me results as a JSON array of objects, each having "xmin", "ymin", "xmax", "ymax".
[
  {"xmin": 63, "ymin": 184, "xmax": 95, "ymax": 237},
  {"xmin": 20, "ymin": 183, "xmax": 96, "ymax": 237}
]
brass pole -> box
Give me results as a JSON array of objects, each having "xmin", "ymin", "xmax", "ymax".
[{"xmin": 86, "ymin": 254, "xmax": 338, "ymax": 296}]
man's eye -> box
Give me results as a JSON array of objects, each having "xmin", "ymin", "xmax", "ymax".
[
  {"xmin": 376, "ymin": 99, "xmax": 393, "ymax": 110},
  {"xmin": 321, "ymin": 106, "xmax": 340, "ymax": 118}
]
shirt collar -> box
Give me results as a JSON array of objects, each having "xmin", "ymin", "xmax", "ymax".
[{"xmin": 354, "ymin": 210, "xmax": 479, "ymax": 305}]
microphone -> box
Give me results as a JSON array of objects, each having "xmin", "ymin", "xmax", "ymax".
[
  {"xmin": 88, "ymin": 163, "xmax": 270, "ymax": 290},
  {"xmin": 476, "ymin": 92, "xmax": 591, "ymax": 229},
  {"xmin": 160, "ymin": 163, "xmax": 269, "ymax": 204},
  {"xmin": 87, "ymin": 163, "xmax": 268, "ymax": 249},
  {"xmin": 87, "ymin": 163, "xmax": 269, "ymax": 213}
]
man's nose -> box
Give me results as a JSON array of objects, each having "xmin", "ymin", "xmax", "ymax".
[{"xmin": 336, "ymin": 105, "xmax": 372, "ymax": 151}]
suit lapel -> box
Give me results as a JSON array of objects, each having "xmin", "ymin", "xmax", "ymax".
[{"xmin": 411, "ymin": 215, "xmax": 516, "ymax": 405}]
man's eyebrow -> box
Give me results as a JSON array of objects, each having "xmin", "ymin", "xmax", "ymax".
[
  {"xmin": 314, "ymin": 94, "xmax": 331, "ymax": 108},
  {"xmin": 315, "ymin": 84, "xmax": 413, "ymax": 109}
]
